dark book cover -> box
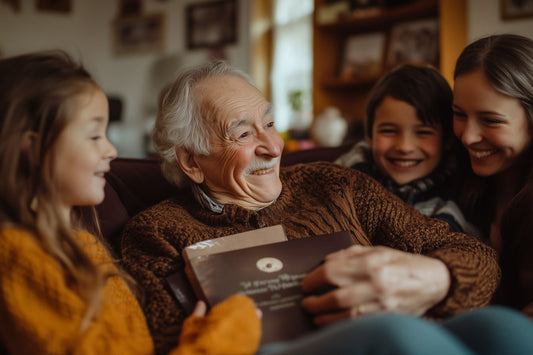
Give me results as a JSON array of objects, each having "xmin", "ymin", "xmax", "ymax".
[{"xmin": 187, "ymin": 230, "xmax": 354, "ymax": 344}]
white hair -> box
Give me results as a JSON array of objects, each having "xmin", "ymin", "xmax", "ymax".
[{"xmin": 152, "ymin": 60, "xmax": 254, "ymax": 188}]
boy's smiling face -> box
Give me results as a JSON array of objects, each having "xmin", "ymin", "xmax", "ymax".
[{"xmin": 368, "ymin": 96, "xmax": 444, "ymax": 185}]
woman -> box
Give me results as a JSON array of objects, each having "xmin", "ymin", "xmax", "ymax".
[{"xmin": 452, "ymin": 33, "xmax": 533, "ymax": 315}]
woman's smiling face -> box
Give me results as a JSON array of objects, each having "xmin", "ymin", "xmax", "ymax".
[{"xmin": 453, "ymin": 69, "xmax": 531, "ymax": 177}]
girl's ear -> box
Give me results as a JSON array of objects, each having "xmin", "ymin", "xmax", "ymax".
[
  {"xmin": 21, "ymin": 131, "xmax": 39, "ymax": 164},
  {"xmin": 365, "ymin": 135, "xmax": 372, "ymax": 146},
  {"xmin": 175, "ymin": 148, "xmax": 204, "ymax": 184}
]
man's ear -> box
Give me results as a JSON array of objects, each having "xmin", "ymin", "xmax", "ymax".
[
  {"xmin": 21, "ymin": 131, "xmax": 39, "ymax": 164},
  {"xmin": 175, "ymin": 148, "xmax": 205, "ymax": 184}
]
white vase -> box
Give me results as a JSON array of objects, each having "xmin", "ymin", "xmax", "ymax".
[{"xmin": 312, "ymin": 107, "xmax": 348, "ymax": 147}]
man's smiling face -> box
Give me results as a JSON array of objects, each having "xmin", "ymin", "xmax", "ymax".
[{"xmin": 190, "ymin": 74, "xmax": 284, "ymax": 209}]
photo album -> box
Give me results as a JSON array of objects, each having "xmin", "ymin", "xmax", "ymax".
[{"xmin": 169, "ymin": 225, "xmax": 354, "ymax": 344}]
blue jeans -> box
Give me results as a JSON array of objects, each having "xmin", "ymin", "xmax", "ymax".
[{"xmin": 258, "ymin": 306, "xmax": 533, "ymax": 355}]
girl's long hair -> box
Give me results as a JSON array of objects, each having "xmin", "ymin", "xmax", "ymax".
[
  {"xmin": 453, "ymin": 34, "xmax": 533, "ymax": 309},
  {"xmin": 0, "ymin": 51, "xmax": 107, "ymax": 329}
]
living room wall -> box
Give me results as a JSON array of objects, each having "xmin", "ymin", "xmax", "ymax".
[
  {"xmin": 468, "ymin": 0, "xmax": 533, "ymax": 41},
  {"xmin": 0, "ymin": 0, "xmax": 250, "ymax": 157}
]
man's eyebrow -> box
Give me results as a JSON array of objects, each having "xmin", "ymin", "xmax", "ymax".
[
  {"xmin": 227, "ymin": 104, "xmax": 273, "ymax": 134},
  {"xmin": 228, "ymin": 117, "xmax": 251, "ymax": 133},
  {"xmin": 264, "ymin": 104, "xmax": 273, "ymax": 116}
]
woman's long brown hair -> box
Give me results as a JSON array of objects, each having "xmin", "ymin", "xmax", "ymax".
[{"xmin": 453, "ymin": 34, "xmax": 533, "ymax": 309}]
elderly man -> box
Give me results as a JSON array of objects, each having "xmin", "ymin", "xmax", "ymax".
[{"xmin": 121, "ymin": 61, "xmax": 499, "ymax": 354}]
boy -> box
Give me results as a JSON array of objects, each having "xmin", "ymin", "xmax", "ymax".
[{"xmin": 335, "ymin": 65, "xmax": 476, "ymax": 235}]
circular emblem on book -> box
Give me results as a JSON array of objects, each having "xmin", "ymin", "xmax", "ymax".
[{"xmin": 256, "ymin": 257, "xmax": 283, "ymax": 273}]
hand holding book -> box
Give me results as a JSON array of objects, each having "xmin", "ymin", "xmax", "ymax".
[{"xmin": 180, "ymin": 226, "xmax": 354, "ymax": 344}]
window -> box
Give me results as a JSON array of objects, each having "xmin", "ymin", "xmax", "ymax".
[{"xmin": 271, "ymin": 0, "xmax": 314, "ymax": 133}]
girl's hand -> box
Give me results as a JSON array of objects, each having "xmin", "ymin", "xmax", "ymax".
[
  {"xmin": 191, "ymin": 300, "xmax": 207, "ymax": 317},
  {"xmin": 173, "ymin": 295, "xmax": 261, "ymax": 355}
]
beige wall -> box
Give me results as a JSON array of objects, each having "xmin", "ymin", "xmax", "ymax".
[
  {"xmin": 0, "ymin": 0, "xmax": 250, "ymax": 157},
  {"xmin": 468, "ymin": 0, "xmax": 533, "ymax": 41}
]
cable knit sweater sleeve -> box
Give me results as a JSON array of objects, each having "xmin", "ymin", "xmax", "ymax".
[
  {"xmin": 293, "ymin": 162, "xmax": 500, "ymax": 317},
  {"xmin": 0, "ymin": 228, "xmax": 155, "ymax": 355},
  {"xmin": 0, "ymin": 228, "xmax": 260, "ymax": 355}
]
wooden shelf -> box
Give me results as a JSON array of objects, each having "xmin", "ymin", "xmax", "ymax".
[
  {"xmin": 321, "ymin": 76, "xmax": 379, "ymax": 90},
  {"xmin": 317, "ymin": 0, "xmax": 438, "ymax": 32},
  {"xmin": 313, "ymin": 0, "xmax": 466, "ymax": 123}
]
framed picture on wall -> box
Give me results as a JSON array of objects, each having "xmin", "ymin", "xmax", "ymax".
[
  {"xmin": 186, "ymin": 0, "xmax": 237, "ymax": 49},
  {"xmin": 501, "ymin": 0, "xmax": 533, "ymax": 19},
  {"xmin": 339, "ymin": 32, "xmax": 386, "ymax": 80},
  {"xmin": 118, "ymin": 0, "xmax": 142, "ymax": 17},
  {"xmin": 113, "ymin": 13, "xmax": 165, "ymax": 55},
  {"xmin": 386, "ymin": 18, "xmax": 439, "ymax": 70},
  {"xmin": 37, "ymin": 0, "xmax": 71, "ymax": 13}
]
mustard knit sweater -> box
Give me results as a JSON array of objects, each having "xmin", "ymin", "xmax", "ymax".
[{"xmin": 0, "ymin": 228, "xmax": 260, "ymax": 355}]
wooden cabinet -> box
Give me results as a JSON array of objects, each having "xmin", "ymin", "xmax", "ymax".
[{"xmin": 312, "ymin": 0, "xmax": 466, "ymax": 126}]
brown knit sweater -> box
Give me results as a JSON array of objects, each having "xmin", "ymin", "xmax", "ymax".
[{"xmin": 121, "ymin": 162, "xmax": 500, "ymax": 354}]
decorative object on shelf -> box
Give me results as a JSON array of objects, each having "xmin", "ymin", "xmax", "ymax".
[
  {"xmin": 316, "ymin": 0, "xmax": 351, "ymax": 24},
  {"xmin": 386, "ymin": 18, "xmax": 439, "ymax": 69},
  {"xmin": 311, "ymin": 107, "xmax": 348, "ymax": 147},
  {"xmin": 288, "ymin": 90, "xmax": 303, "ymax": 112},
  {"xmin": 340, "ymin": 32, "xmax": 385, "ymax": 80},
  {"xmin": 113, "ymin": 13, "xmax": 166, "ymax": 55},
  {"xmin": 349, "ymin": 0, "xmax": 381, "ymax": 19},
  {"xmin": 186, "ymin": 0, "xmax": 237, "ymax": 49},
  {"xmin": 500, "ymin": 0, "xmax": 533, "ymax": 20},
  {"xmin": 287, "ymin": 90, "xmax": 312, "ymax": 140},
  {"xmin": 313, "ymin": 0, "xmax": 460, "ymax": 128},
  {"xmin": 36, "ymin": 0, "xmax": 71, "ymax": 13},
  {"xmin": 284, "ymin": 138, "xmax": 315, "ymax": 153}
]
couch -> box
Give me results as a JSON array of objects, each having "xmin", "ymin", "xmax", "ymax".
[{"xmin": 94, "ymin": 144, "xmax": 353, "ymax": 256}]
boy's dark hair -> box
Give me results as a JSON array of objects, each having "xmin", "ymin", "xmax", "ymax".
[{"xmin": 365, "ymin": 64, "xmax": 453, "ymax": 142}]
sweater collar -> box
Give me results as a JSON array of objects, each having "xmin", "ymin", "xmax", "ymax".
[
  {"xmin": 191, "ymin": 183, "xmax": 278, "ymax": 214},
  {"xmin": 346, "ymin": 141, "xmax": 451, "ymax": 204}
]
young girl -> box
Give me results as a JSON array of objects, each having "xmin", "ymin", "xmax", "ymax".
[
  {"xmin": 0, "ymin": 51, "xmax": 260, "ymax": 354},
  {"xmin": 452, "ymin": 33, "xmax": 533, "ymax": 316},
  {"xmin": 335, "ymin": 64, "xmax": 476, "ymax": 235}
]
